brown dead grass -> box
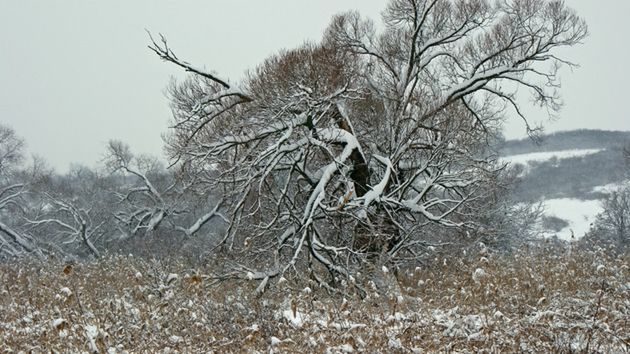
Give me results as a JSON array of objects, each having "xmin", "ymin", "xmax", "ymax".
[{"xmin": 0, "ymin": 243, "xmax": 628, "ymax": 353}]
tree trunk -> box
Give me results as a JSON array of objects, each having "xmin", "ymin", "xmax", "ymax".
[{"xmin": 331, "ymin": 106, "xmax": 370, "ymax": 197}]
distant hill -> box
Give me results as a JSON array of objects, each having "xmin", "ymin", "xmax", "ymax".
[
  {"xmin": 499, "ymin": 129, "xmax": 630, "ymax": 240},
  {"xmin": 506, "ymin": 147, "xmax": 626, "ymax": 202},
  {"xmin": 501, "ymin": 129, "xmax": 630, "ymax": 202},
  {"xmin": 499, "ymin": 129, "xmax": 630, "ymax": 156}
]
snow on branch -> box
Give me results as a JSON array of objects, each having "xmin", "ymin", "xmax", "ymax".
[{"xmin": 148, "ymin": 31, "xmax": 233, "ymax": 91}]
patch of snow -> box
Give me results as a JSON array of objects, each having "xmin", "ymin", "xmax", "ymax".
[
  {"xmin": 270, "ymin": 336, "xmax": 282, "ymax": 346},
  {"xmin": 282, "ymin": 308, "xmax": 304, "ymax": 328},
  {"xmin": 327, "ymin": 344, "xmax": 355, "ymax": 353},
  {"xmin": 330, "ymin": 321, "xmax": 367, "ymax": 331},
  {"xmin": 502, "ymin": 148, "xmax": 603, "ymax": 166},
  {"xmin": 472, "ymin": 268, "xmax": 486, "ymax": 284},
  {"xmin": 467, "ymin": 332, "xmax": 484, "ymax": 341},
  {"xmin": 386, "ymin": 312, "xmax": 407, "ymax": 323},
  {"xmin": 493, "ymin": 311, "xmax": 507, "ymax": 320},
  {"xmin": 51, "ymin": 318, "xmax": 66, "ymax": 330},
  {"xmin": 432, "ymin": 308, "xmax": 484, "ymax": 338},
  {"xmin": 542, "ymin": 198, "xmax": 603, "ymax": 240},
  {"xmin": 168, "ymin": 335, "xmax": 182, "ymax": 344},
  {"xmin": 59, "ymin": 287, "xmax": 72, "ymax": 297},
  {"xmin": 592, "ymin": 181, "xmax": 630, "ymax": 194},
  {"xmin": 165, "ymin": 273, "xmax": 178, "ymax": 285},
  {"xmin": 85, "ymin": 324, "xmax": 98, "ymax": 338},
  {"xmin": 388, "ymin": 337, "xmax": 403, "ymax": 349},
  {"xmin": 85, "ymin": 324, "xmax": 99, "ymax": 353}
]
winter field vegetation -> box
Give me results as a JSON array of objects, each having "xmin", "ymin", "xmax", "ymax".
[
  {"xmin": 3, "ymin": 0, "xmax": 630, "ymax": 352},
  {"xmin": 1, "ymin": 243, "xmax": 628, "ymax": 353}
]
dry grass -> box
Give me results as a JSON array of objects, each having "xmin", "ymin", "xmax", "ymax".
[{"xmin": 0, "ymin": 244, "xmax": 628, "ymax": 353}]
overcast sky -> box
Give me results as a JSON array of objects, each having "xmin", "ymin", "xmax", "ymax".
[{"xmin": 1, "ymin": 1, "xmax": 628, "ymax": 172}]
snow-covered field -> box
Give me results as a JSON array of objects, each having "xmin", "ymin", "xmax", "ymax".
[
  {"xmin": 542, "ymin": 198, "xmax": 603, "ymax": 241},
  {"xmin": 501, "ymin": 148, "xmax": 603, "ymax": 166}
]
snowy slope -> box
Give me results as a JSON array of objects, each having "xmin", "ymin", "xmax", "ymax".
[
  {"xmin": 502, "ymin": 149, "xmax": 603, "ymax": 165},
  {"xmin": 592, "ymin": 181, "xmax": 630, "ymax": 194},
  {"xmin": 499, "ymin": 130, "xmax": 629, "ymax": 242},
  {"xmin": 541, "ymin": 198, "xmax": 603, "ymax": 241},
  {"xmin": 500, "ymin": 148, "xmax": 608, "ymax": 241}
]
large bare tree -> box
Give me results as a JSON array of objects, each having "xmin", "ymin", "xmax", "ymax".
[{"xmin": 150, "ymin": 0, "xmax": 586, "ymax": 288}]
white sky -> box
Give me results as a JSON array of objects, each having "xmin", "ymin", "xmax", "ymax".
[{"xmin": 1, "ymin": 0, "xmax": 628, "ymax": 171}]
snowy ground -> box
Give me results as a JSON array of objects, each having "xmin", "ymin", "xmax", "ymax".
[
  {"xmin": 532, "ymin": 174, "xmax": 628, "ymax": 241},
  {"xmin": 1, "ymin": 249, "xmax": 628, "ymax": 353},
  {"xmin": 541, "ymin": 198, "xmax": 603, "ymax": 241},
  {"xmin": 501, "ymin": 148, "xmax": 603, "ymax": 166}
]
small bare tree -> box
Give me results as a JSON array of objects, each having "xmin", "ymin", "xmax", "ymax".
[
  {"xmin": 25, "ymin": 194, "xmax": 103, "ymax": 258},
  {"xmin": 0, "ymin": 125, "xmax": 45, "ymax": 259},
  {"xmin": 105, "ymin": 140, "xmax": 225, "ymax": 243},
  {"xmin": 592, "ymin": 188, "xmax": 630, "ymax": 247},
  {"xmin": 0, "ymin": 182, "xmax": 34, "ymax": 257},
  {"xmin": 105, "ymin": 140, "xmax": 173, "ymax": 237},
  {"xmin": 150, "ymin": 0, "xmax": 587, "ymax": 287},
  {"xmin": 0, "ymin": 124, "xmax": 25, "ymax": 174}
]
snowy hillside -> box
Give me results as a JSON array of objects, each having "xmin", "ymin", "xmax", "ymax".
[
  {"xmin": 499, "ymin": 130, "xmax": 630, "ymax": 241},
  {"xmin": 540, "ymin": 198, "xmax": 603, "ymax": 241},
  {"xmin": 501, "ymin": 148, "xmax": 603, "ymax": 166},
  {"xmin": 501, "ymin": 148, "xmax": 610, "ymax": 241},
  {"xmin": 592, "ymin": 181, "xmax": 630, "ymax": 194}
]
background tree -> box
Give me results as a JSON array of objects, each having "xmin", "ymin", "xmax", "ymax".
[
  {"xmin": 105, "ymin": 140, "xmax": 225, "ymax": 257},
  {"xmin": 21, "ymin": 165, "xmax": 124, "ymax": 259},
  {"xmin": 587, "ymin": 187, "xmax": 630, "ymax": 249},
  {"xmin": 105, "ymin": 140, "xmax": 174, "ymax": 237},
  {"xmin": 588, "ymin": 144, "xmax": 630, "ymax": 248},
  {"xmin": 25, "ymin": 193, "xmax": 103, "ymax": 258},
  {"xmin": 0, "ymin": 124, "xmax": 25, "ymax": 174},
  {"xmin": 151, "ymin": 0, "xmax": 587, "ymax": 288},
  {"xmin": 0, "ymin": 124, "xmax": 45, "ymax": 258}
]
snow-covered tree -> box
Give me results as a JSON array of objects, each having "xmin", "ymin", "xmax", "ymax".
[
  {"xmin": 105, "ymin": 140, "xmax": 225, "ymax": 245},
  {"xmin": 589, "ymin": 187, "xmax": 630, "ymax": 247},
  {"xmin": 0, "ymin": 124, "xmax": 44, "ymax": 258},
  {"xmin": 105, "ymin": 140, "xmax": 174, "ymax": 237},
  {"xmin": 151, "ymin": 0, "xmax": 587, "ymax": 287},
  {"xmin": 26, "ymin": 193, "xmax": 103, "ymax": 258},
  {"xmin": 0, "ymin": 124, "xmax": 25, "ymax": 174}
]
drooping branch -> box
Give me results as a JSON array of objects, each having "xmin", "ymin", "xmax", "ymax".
[
  {"xmin": 25, "ymin": 195, "xmax": 102, "ymax": 258},
  {"xmin": 177, "ymin": 198, "xmax": 228, "ymax": 237}
]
